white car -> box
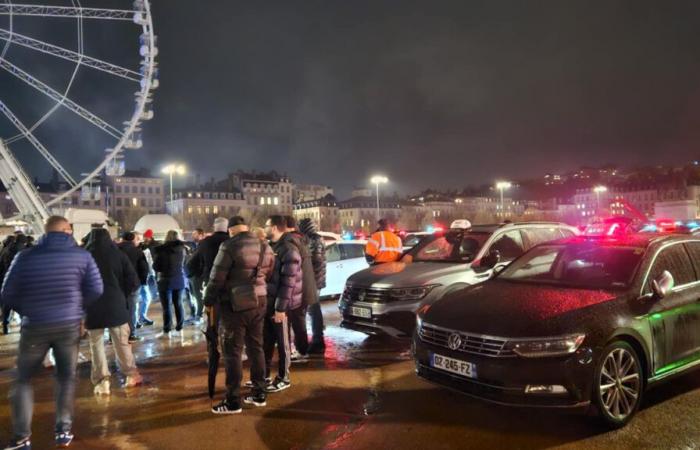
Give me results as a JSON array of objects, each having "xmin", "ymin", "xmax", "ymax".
[
  {"xmin": 317, "ymin": 231, "xmax": 342, "ymax": 246},
  {"xmin": 320, "ymin": 240, "xmax": 368, "ymax": 299}
]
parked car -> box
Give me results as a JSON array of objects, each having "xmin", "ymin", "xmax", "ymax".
[
  {"xmin": 321, "ymin": 240, "xmax": 369, "ymax": 299},
  {"xmin": 318, "ymin": 231, "xmax": 343, "ymax": 246},
  {"xmin": 339, "ymin": 222, "xmax": 579, "ymax": 337},
  {"xmin": 414, "ymin": 232, "xmax": 700, "ymax": 428},
  {"xmin": 401, "ymin": 231, "xmax": 433, "ymax": 251}
]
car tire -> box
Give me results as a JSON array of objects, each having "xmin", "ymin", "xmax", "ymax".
[{"xmin": 592, "ymin": 341, "xmax": 644, "ymax": 429}]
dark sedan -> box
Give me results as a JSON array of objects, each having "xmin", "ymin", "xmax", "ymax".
[{"xmin": 413, "ymin": 233, "xmax": 700, "ymax": 428}]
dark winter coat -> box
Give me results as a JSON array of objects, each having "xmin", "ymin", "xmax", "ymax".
[
  {"xmin": 305, "ymin": 232, "xmax": 326, "ymax": 290},
  {"xmin": 0, "ymin": 234, "xmax": 29, "ymax": 283},
  {"xmin": 289, "ymin": 232, "xmax": 318, "ymax": 306},
  {"xmin": 203, "ymin": 231, "xmax": 274, "ymax": 307},
  {"xmin": 1, "ymin": 232, "xmax": 103, "ymax": 328},
  {"xmin": 118, "ymin": 241, "xmax": 149, "ymax": 285},
  {"xmin": 186, "ymin": 231, "xmax": 229, "ymax": 281},
  {"xmin": 152, "ymin": 240, "xmax": 188, "ymax": 290},
  {"xmin": 267, "ymin": 233, "xmax": 303, "ymax": 313},
  {"xmin": 85, "ymin": 229, "xmax": 139, "ymax": 330}
]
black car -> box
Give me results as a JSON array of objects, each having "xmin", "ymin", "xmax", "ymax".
[{"xmin": 413, "ymin": 233, "xmax": 700, "ymax": 427}]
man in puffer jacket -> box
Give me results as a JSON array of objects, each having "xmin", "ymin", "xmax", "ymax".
[
  {"xmin": 263, "ymin": 215, "xmax": 302, "ymax": 393},
  {"xmin": 85, "ymin": 228, "xmax": 142, "ymax": 397},
  {"xmin": 1, "ymin": 216, "xmax": 103, "ymax": 450},
  {"xmin": 298, "ymin": 218, "xmax": 327, "ymax": 354}
]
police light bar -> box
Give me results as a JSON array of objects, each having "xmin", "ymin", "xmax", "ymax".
[
  {"xmin": 583, "ymin": 217, "xmax": 631, "ymax": 238},
  {"xmin": 450, "ymin": 219, "xmax": 472, "ymax": 230}
]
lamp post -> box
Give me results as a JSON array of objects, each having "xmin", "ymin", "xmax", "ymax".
[
  {"xmin": 162, "ymin": 164, "xmax": 186, "ymax": 214},
  {"xmin": 370, "ymin": 175, "xmax": 388, "ymax": 220},
  {"xmin": 593, "ymin": 185, "xmax": 608, "ymax": 216},
  {"xmin": 495, "ymin": 181, "xmax": 512, "ymax": 218}
]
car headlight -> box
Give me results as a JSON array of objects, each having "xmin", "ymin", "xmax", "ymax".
[
  {"xmin": 507, "ymin": 334, "xmax": 586, "ymax": 358},
  {"xmin": 416, "ymin": 304, "xmax": 432, "ymax": 329},
  {"xmin": 390, "ymin": 284, "xmax": 441, "ymax": 301}
]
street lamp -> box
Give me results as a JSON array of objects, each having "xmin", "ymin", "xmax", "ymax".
[
  {"xmin": 162, "ymin": 164, "xmax": 186, "ymax": 213},
  {"xmin": 370, "ymin": 175, "xmax": 388, "ymax": 220},
  {"xmin": 593, "ymin": 185, "xmax": 608, "ymax": 215},
  {"xmin": 495, "ymin": 181, "xmax": 512, "ymax": 218}
]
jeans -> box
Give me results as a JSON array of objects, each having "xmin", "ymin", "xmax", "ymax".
[
  {"xmin": 219, "ymin": 302, "xmax": 267, "ymax": 402},
  {"xmin": 307, "ymin": 292, "xmax": 324, "ymax": 344},
  {"xmin": 87, "ymin": 323, "xmax": 139, "ymax": 385},
  {"xmin": 10, "ymin": 323, "xmax": 80, "ymax": 439},
  {"xmin": 263, "ymin": 313, "xmax": 290, "ymax": 381},
  {"xmin": 138, "ymin": 275, "xmax": 157, "ymax": 322},
  {"xmin": 159, "ymin": 288, "xmax": 184, "ymax": 332},
  {"xmin": 287, "ymin": 306, "xmax": 309, "ymax": 355}
]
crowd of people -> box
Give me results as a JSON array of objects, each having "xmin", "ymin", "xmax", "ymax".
[{"xmin": 0, "ymin": 212, "xmax": 329, "ymax": 449}]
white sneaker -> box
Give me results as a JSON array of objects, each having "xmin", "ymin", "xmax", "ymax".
[
  {"xmin": 124, "ymin": 374, "xmax": 143, "ymax": 388},
  {"xmin": 43, "ymin": 350, "xmax": 55, "ymax": 368},
  {"xmin": 94, "ymin": 379, "xmax": 111, "ymax": 396},
  {"xmin": 77, "ymin": 352, "xmax": 89, "ymax": 364}
]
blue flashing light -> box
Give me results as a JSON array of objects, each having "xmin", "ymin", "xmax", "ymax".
[
  {"xmin": 425, "ymin": 225, "xmax": 435, "ymax": 233},
  {"xmin": 342, "ymin": 232, "xmax": 353, "ymax": 241},
  {"xmin": 640, "ymin": 224, "xmax": 658, "ymax": 233},
  {"xmin": 687, "ymin": 221, "xmax": 699, "ymax": 229}
]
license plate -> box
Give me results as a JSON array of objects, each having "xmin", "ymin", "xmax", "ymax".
[
  {"xmin": 349, "ymin": 306, "xmax": 371, "ymax": 319},
  {"xmin": 430, "ymin": 353, "xmax": 477, "ymax": 379}
]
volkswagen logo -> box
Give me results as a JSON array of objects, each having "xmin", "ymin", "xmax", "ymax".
[
  {"xmin": 447, "ymin": 333, "xmax": 462, "ymax": 351},
  {"xmin": 357, "ymin": 290, "xmax": 366, "ymax": 302}
]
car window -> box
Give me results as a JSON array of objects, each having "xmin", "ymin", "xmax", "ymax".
[
  {"xmin": 412, "ymin": 231, "xmax": 490, "ymax": 263},
  {"xmin": 522, "ymin": 227, "xmax": 560, "ymax": 248},
  {"xmin": 684, "ymin": 242, "xmax": 700, "ymax": 280},
  {"xmin": 326, "ymin": 243, "xmax": 341, "ymax": 263},
  {"xmin": 340, "ymin": 243, "xmax": 365, "ymax": 260},
  {"xmin": 487, "ymin": 230, "xmax": 525, "ymax": 262},
  {"xmin": 403, "ymin": 234, "xmax": 423, "ymax": 248},
  {"xmin": 648, "ymin": 244, "xmax": 695, "ymax": 289}
]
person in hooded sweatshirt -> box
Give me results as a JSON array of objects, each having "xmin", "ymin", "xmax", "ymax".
[
  {"xmin": 0, "ymin": 234, "xmax": 29, "ymax": 335},
  {"xmin": 152, "ymin": 230, "xmax": 188, "ymax": 337},
  {"xmin": 84, "ymin": 228, "xmax": 142, "ymax": 397}
]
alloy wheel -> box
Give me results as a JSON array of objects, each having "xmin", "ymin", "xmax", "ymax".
[{"xmin": 599, "ymin": 347, "xmax": 641, "ymax": 420}]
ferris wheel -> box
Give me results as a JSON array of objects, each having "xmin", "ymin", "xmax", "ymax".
[{"xmin": 0, "ymin": 0, "xmax": 158, "ymax": 233}]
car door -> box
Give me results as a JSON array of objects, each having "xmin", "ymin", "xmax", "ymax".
[
  {"xmin": 321, "ymin": 243, "xmax": 343, "ymax": 297},
  {"xmin": 472, "ymin": 230, "xmax": 526, "ymax": 282},
  {"xmin": 645, "ymin": 243, "xmax": 700, "ymax": 373}
]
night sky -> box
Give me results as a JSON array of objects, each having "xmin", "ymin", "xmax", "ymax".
[{"xmin": 2, "ymin": 0, "xmax": 700, "ymax": 197}]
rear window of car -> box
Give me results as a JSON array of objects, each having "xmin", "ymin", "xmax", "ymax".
[{"xmin": 341, "ymin": 243, "xmax": 365, "ymax": 260}]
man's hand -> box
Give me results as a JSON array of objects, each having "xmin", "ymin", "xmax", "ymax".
[{"xmin": 273, "ymin": 311, "xmax": 286, "ymax": 323}]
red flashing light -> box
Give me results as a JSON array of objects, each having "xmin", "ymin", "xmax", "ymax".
[
  {"xmin": 433, "ymin": 226, "xmax": 444, "ymax": 233},
  {"xmin": 656, "ymin": 218, "xmax": 676, "ymax": 233}
]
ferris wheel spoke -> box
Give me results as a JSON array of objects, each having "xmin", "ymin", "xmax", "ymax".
[
  {"xmin": 0, "ymin": 102, "xmax": 78, "ymax": 187},
  {"xmin": 0, "ymin": 28, "xmax": 140, "ymax": 82},
  {"xmin": 0, "ymin": 4, "xmax": 135, "ymax": 21},
  {"xmin": 0, "ymin": 58, "xmax": 122, "ymax": 139}
]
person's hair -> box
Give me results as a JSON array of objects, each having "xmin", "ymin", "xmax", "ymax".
[
  {"xmin": 165, "ymin": 230, "xmax": 180, "ymax": 242},
  {"xmin": 252, "ymin": 227, "xmax": 266, "ymax": 241},
  {"xmin": 285, "ymin": 215, "xmax": 297, "ymax": 230},
  {"xmin": 195, "ymin": 228, "xmax": 204, "ymax": 234},
  {"xmin": 122, "ymin": 231, "xmax": 136, "ymax": 241},
  {"xmin": 45, "ymin": 215, "xmax": 69, "ymax": 233},
  {"xmin": 269, "ymin": 215, "xmax": 286, "ymax": 230},
  {"xmin": 213, "ymin": 217, "xmax": 229, "ymax": 233}
]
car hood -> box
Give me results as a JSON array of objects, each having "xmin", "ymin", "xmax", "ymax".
[
  {"xmin": 347, "ymin": 261, "xmax": 467, "ymax": 288},
  {"xmin": 424, "ymin": 280, "xmax": 619, "ymax": 337}
]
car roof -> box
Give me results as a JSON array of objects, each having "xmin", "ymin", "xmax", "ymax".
[
  {"xmin": 556, "ymin": 233, "xmax": 697, "ymax": 249},
  {"xmin": 338, "ymin": 239, "xmax": 367, "ymax": 244},
  {"xmin": 467, "ymin": 222, "xmax": 574, "ymax": 234}
]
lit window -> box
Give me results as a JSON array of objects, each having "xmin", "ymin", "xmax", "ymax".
[
  {"xmin": 187, "ymin": 207, "xmax": 193, "ymax": 214},
  {"xmin": 132, "ymin": 198, "xmax": 138, "ymax": 206},
  {"xmin": 213, "ymin": 206, "xmax": 219, "ymax": 214},
  {"xmin": 273, "ymin": 197, "xmax": 279, "ymax": 205},
  {"xmin": 260, "ymin": 197, "xmax": 265, "ymax": 206}
]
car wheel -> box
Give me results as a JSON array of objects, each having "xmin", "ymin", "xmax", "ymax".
[{"xmin": 593, "ymin": 341, "xmax": 644, "ymax": 428}]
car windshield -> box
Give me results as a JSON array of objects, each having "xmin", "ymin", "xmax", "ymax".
[
  {"xmin": 499, "ymin": 243, "xmax": 645, "ymax": 289},
  {"xmin": 411, "ymin": 231, "xmax": 490, "ymax": 263}
]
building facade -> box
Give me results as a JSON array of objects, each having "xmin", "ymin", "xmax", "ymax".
[
  {"xmin": 229, "ymin": 171, "xmax": 293, "ymax": 213},
  {"xmin": 292, "ymin": 194, "xmax": 340, "ymax": 232},
  {"xmin": 293, "ymin": 184, "xmax": 334, "ymax": 203},
  {"xmin": 106, "ymin": 169, "xmax": 165, "ymax": 229}
]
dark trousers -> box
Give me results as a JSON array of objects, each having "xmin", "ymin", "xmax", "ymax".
[
  {"xmin": 188, "ymin": 276, "xmax": 204, "ymax": 318},
  {"xmin": 10, "ymin": 324, "xmax": 80, "ymax": 439},
  {"xmin": 126, "ymin": 290, "xmax": 139, "ymax": 335},
  {"xmin": 287, "ymin": 306, "xmax": 309, "ymax": 355},
  {"xmin": 263, "ymin": 313, "xmax": 290, "ymax": 381},
  {"xmin": 219, "ymin": 302, "xmax": 267, "ymax": 402},
  {"xmin": 307, "ymin": 295, "xmax": 324, "ymax": 344},
  {"xmin": 2, "ymin": 304, "xmax": 13, "ymax": 329},
  {"xmin": 159, "ymin": 288, "xmax": 184, "ymax": 332}
]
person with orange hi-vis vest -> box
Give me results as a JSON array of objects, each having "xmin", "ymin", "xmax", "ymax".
[{"xmin": 365, "ymin": 219, "xmax": 403, "ymax": 264}]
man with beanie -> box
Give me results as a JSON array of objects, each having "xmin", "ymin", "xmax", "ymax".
[
  {"xmin": 187, "ymin": 217, "xmax": 230, "ymax": 294},
  {"xmin": 298, "ymin": 218, "xmax": 327, "ymax": 354},
  {"xmin": 118, "ymin": 231, "xmax": 149, "ymax": 342},
  {"xmin": 204, "ymin": 216, "xmax": 274, "ymax": 414}
]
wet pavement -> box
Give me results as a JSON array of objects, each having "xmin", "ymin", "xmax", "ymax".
[{"xmin": 1, "ymin": 302, "xmax": 700, "ymax": 449}]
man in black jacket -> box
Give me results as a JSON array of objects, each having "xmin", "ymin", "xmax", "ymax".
[
  {"xmin": 298, "ymin": 218, "xmax": 327, "ymax": 354},
  {"xmin": 187, "ymin": 218, "xmax": 230, "ymax": 292},
  {"xmin": 263, "ymin": 215, "xmax": 302, "ymax": 394},
  {"xmin": 118, "ymin": 232, "xmax": 149, "ymax": 342},
  {"xmin": 0, "ymin": 234, "xmax": 28, "ymax": 335},
  {"xmin": 204, "ymin": 216, "xmax": 274, "ymax": 414}
]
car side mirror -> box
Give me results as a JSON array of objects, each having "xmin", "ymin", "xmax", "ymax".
[
  {"xmin": 651, "ymin": 271, "xmax": 675, "ymax": 299},
  {"xmin": 481, "ymin": 250, "xmax": 501, "ymax": 269}
]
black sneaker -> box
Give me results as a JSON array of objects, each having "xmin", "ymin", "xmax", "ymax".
[
  {"xmin": 244, "ymin": 378, "xmax": 271, "ymax": 388},
  {"xmin": 308, "ymin": 342, "xmax": 326, "ymax": 355},
  {"xmin": 243, "ymin": 393, "xmax": 267, "ymax": 407},
  {"xmin": 290, "ymin": 352, "xmax": 309, "ymax": 364},
  {"xmin": 128, "ymin": 334, "xmax": 143, "ymax": 343},
  {"xmin": 265, "ymin": 378, "xmax": 291, "ymax": 393},
  {"xmin": 211, "ymin": 400, "xmax": 242, "ymax": 415},
  {"xmin": 3, "ymin": 437, "xmax": 31, "ymax": 450},
  {"xmin": 55, "ymin": 431, "xmax": 74, "ymax": 448},
  {"xmin": 141, "ymin": 318, "xmax": 154, "ymax": 326}
]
